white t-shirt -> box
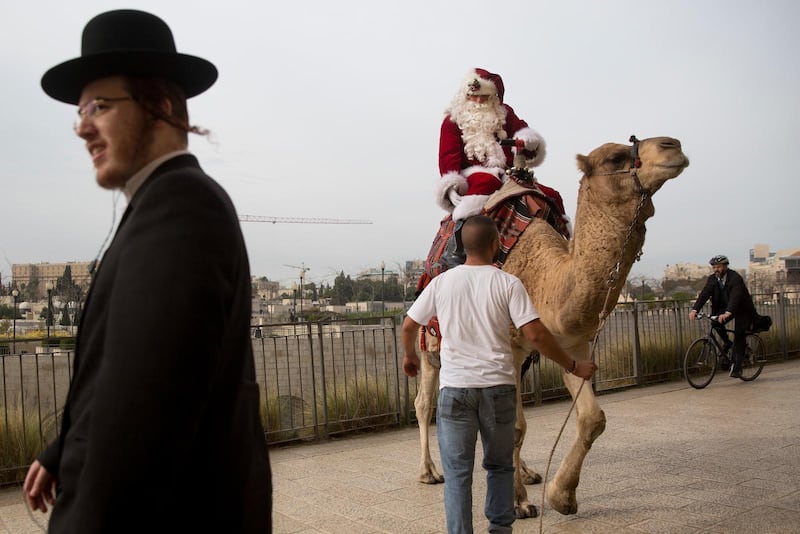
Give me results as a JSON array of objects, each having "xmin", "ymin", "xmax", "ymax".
[{"xmin": 407, "ymin": 264, "xmax": 539, "ymax": 388}]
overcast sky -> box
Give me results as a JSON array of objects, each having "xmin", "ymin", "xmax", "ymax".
[{"xmin": 2, "ymin": 0, "xmax": 798, "ymax": 288}]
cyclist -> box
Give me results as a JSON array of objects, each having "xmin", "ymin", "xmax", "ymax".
[{"xmin": 689, "ymin": 255, "xmax": 758, "ymax": 378}]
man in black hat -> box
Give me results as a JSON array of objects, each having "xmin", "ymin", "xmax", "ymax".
[{"xmin": 23, "ymin": 10, "xmax": 272, "ymax": 532}]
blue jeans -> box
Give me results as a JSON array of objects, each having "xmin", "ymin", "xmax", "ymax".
[{"xmin": 437, "ymin": 385, "xmax": 517, "ymax": 534}]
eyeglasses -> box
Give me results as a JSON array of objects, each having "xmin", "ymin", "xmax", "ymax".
[{"xmin": 74, "ymin": 96, "xmax": 133, "ymax": 131}]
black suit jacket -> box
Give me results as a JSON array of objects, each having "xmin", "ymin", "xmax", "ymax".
[
  {"xmin": 692, "ymin": 268, "xmax": 757, "ymax": 326},
  {"xmin": 40, "ymin": 155, "xmax": 271, "ymax": 533}
]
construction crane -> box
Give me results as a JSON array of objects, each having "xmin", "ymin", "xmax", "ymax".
[
  {"xmin": 284, "ymin": 263, "xmax": 311, "ymax": 317},
  {"xmin": 284, "ymin": 263, "xmax": 310, "ymax": 279},
  {"xmin": 239, "ymin": 215, "xmax": 372, "ymax": 225}
]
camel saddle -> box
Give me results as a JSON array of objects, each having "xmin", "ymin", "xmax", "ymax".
[{"xmin": 416, "ymin": 176, "xmax": 570, "ymax": 352}]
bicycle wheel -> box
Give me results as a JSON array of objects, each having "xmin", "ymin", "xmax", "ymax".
[
  {"xmin": 684, "ymin": 338, "xmax": 718, "ymax": 389},
  {"xmin": 738, "ymin": 334, "xmax": 766, "ymax": 381}
]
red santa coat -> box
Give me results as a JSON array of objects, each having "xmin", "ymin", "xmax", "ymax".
[
  {"xmin": 437, "ymin": 104, "xmax": 565, "ymax": 220},
  {"xmin": 439, "ymin": 104, "xmax": 533, "ymax": 185}
]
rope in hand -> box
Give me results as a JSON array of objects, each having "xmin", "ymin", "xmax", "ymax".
[{"xmin": 536, "ymin": 191, "xmax": 649, "ymax": 534}]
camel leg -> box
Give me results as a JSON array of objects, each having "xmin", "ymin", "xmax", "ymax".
[
  {"xmin": 545, "ymin": 343, "xmax": 606, "ymax": 515},
  {"xmin": 511, "ymin": 346, "xmax": 542, "ymax": 519},
  {"xmin": 415, "ymin": 334, "xmax": 444, "ymax": 484}
]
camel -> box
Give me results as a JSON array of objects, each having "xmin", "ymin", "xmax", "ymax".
[{"xmin": 413, "ymin": 136, "xmax": 690, "ymax": 518}]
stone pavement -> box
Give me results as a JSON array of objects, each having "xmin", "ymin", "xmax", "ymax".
[{"xmin": 2, "ymin": 359, "xmax": 799, "ymax": 533}]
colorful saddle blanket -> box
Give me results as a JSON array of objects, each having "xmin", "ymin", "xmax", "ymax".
[
  {"xmin": 415, "ymin": 178, "xmax": 570, "ymax": 352},
  {"xmin": 416, "ymin": 179, "xmax": 569, "ymax": 294}
]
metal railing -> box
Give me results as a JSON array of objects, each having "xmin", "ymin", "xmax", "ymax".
[
  {"xmin": 1, "ymin": 292, "xmax": 798, "ymax": 485},
  {"xmin": 251, "ymin": 317, "xmax": 405, "ymax": 445}
]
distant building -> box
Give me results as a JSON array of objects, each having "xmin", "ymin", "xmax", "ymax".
[
  {"xmin": 351, "ymin": 260, "xmax": 424, "ymax": 293},
  {"xmin": 748, "ymin": 244, "xmax": 800, "ymax": 294},
  {"xmin": 12, "ymin": 261, "xmax": 93, "ymax": 298},
  {"xmin": 750, "ymin": 243, "xmax": 772, "ymax": 263},
  {"xmin": 252, "ymin": 276, "xmax": 280, "ymax": 300},
  {"xmin": 664, "ymin": 263, "xmax": 708, "ymax": 282}
]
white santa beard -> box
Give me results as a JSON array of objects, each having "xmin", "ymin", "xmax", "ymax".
[{"xmin": 450, "ymin": 101, "xmax": 507, "ymax": 168}]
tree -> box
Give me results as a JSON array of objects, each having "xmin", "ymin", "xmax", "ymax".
[
  {"xmin": 625, "ymin": 276, "xmax": 661, "ymax": 301},
  {"xmin": 52, "ymin": 266, "xmax": 85, "ymax": 329},
  {"xmin": 60, "ymin": 306, "xmax": 72, "ymax": 326},
  {"xmin": 662, "ymin": 277, "xmax": 705, "ymax": 296},
  {"xmin": 22, "ymin": 279, "xmax": 39, "ymax": 301},
  {"xmin": 0, "ymin": 304, "xmax": 19, "ymax": 320},
  {"xmin": 331, "ymin": 272, "xmax": 356, "ymax": 305}
]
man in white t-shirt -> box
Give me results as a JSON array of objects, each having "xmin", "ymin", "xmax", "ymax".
[{"xmin": 401, "ymin": 215, "xmax": 596, "ymax": 534}]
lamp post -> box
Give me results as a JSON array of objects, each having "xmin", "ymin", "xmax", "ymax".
[
  {"xmin": 291, "ymin": 282, "xmax": 297, "ymax": 322},
  {"xmin": 11, "ymin": 289, "xmax": 19, "ymax": 354},
  {"xmin": 46, "ymin": 281, "xmax": 54, "ymax": 339},
  {"xmin": 298, "ymin": 273, "xmax": 304, "ymax": 319},
  {"xmin": 380, "ymin": 261, "xmax": 385, "ymax": 314},
  {"xmin": 68, "ymin": 301, "xmax": 76, "ymax": 334}
]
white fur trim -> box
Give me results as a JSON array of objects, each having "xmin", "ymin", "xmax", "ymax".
[
  {"xmin": 463, "ymin": 70, "xmax": 497, "ymax": 97},
  {"xmin": 513, "ymin": 127, "xmax": 547, "ymax": 167},
  {"xmin": 437, "ymin": 171, "xmax": 468, "ymax": 212},
  {"xmin": 452, "ymin": 194, "xmax": 489, "ymax": 221},
  {"xmin": 563, "ymin": 214, "xmax": 573, "ymax": 239}
]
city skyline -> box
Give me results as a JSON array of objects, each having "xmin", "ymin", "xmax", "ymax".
[{"xmin": 7, "ymin": 241, "xmax": 795, "ymax": 292}]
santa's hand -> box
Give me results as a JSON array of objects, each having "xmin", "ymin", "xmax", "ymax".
[
  {"xmin": 448, "ymin": 188, "xmax": 463, "ymax": 206},
  {"xmin": 522, "ymin": 137, "xmax": 540, "ymax": 153}
]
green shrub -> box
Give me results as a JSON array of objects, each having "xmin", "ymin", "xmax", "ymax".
[{"xmin": 0, "ymin": 397, "xmax": 58, "ymax": 485}]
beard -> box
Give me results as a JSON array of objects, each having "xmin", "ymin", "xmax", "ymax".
[
  {"xmin": 96, "ymin": 115, "xmax": 156, "ymax": 190},
  {"xmin": 447, "ymin": 98, "xmax": 508, "ymax": 168}
]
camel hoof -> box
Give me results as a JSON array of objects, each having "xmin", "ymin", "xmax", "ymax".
[
  {"xmin": 522, "ymin": 471, "xmax": 542, "ymax": 485},
  {"xmin": 514, "ymin": 503, "xmax": 539, "ymax": 519},
  {"xmin": 546, "ymin": 483, "xmax": 577, "ymax": 515},
  {"xmin": 418, "ymin": 473, "xmax": 444, "ymax": 484}
]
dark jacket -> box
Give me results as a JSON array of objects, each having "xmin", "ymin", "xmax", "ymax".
[
  {"xmin": 40, "ymin": 155, "xmax": 272, "ymax": 533},
  {"xmin": 692, "ymin": 268, "xmax": 757, "ymax": 327}
]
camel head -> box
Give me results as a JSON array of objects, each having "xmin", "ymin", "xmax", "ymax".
[
  {"xmin": 576, "ymin": 136, "xmax": 689, "ymax": 201},
  {"xmin": 557, "ymin": 137, "xmax": 690, "ymax": 322}
]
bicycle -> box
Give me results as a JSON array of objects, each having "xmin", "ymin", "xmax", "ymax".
[{"xmin": 683, "ymin": 312, "xmax": 766, "ymax": 389}]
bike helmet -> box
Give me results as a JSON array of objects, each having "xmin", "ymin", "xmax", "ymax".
[{"xmin": 709, "ymin": 254, "xmax": 729, "ymax": 265}]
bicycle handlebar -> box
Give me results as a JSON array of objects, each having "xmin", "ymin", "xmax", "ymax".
[
  {"xmin": 695, "ymin": 312, "xmax": 730, "ymax": 324},
  {"xmin": 693, "ymin": 311, "xmax": 720, "ymax": 322}
]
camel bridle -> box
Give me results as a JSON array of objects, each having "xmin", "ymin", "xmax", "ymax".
[
  {"xmin": 585, "ymin": 135, "xmax": 652, "ymax": 302},
  {"xmin": 598, "ymin": 135, "xmax": 651, "ymax": 319},
  {"xmin": 594, "ymin": 134, "xmax": 648, "ymax": 194}
]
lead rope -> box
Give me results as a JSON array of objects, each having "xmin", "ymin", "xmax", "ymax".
[
  {"xmin": 537, "ymin": 188, "xmax": 649, "ymax": 533},
  {"xmin": 24, "ymin": 495, "xmax": 48, "ymax": 532}
]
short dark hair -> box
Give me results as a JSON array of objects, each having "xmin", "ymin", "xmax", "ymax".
[{"xmin": 461, "ymin": 215, "xmax": 498, "ymax": 255}]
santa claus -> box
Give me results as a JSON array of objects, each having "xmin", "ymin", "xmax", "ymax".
[{"xmin": 437, "ymin": 68, "xmax": 549, "ymax": 221}]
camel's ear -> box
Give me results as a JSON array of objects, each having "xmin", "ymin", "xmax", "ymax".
[{"xmin": 576, "ymin": 154, "xmax": 592, "ymax": 176}]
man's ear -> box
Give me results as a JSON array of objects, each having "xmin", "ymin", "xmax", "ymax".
[{"xmin": 159, "ymin": 97, "xmax": 173, "ymax": 118}]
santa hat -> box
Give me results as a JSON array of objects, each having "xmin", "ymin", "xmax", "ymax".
[{"xmin": 462, "ymin": 68, "xmax": 505, "ymax": 103}]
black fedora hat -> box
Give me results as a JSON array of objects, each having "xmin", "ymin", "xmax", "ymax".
[{"xmin": 42, "ymin": 9, "xmax": 217, "ymax": 104}]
